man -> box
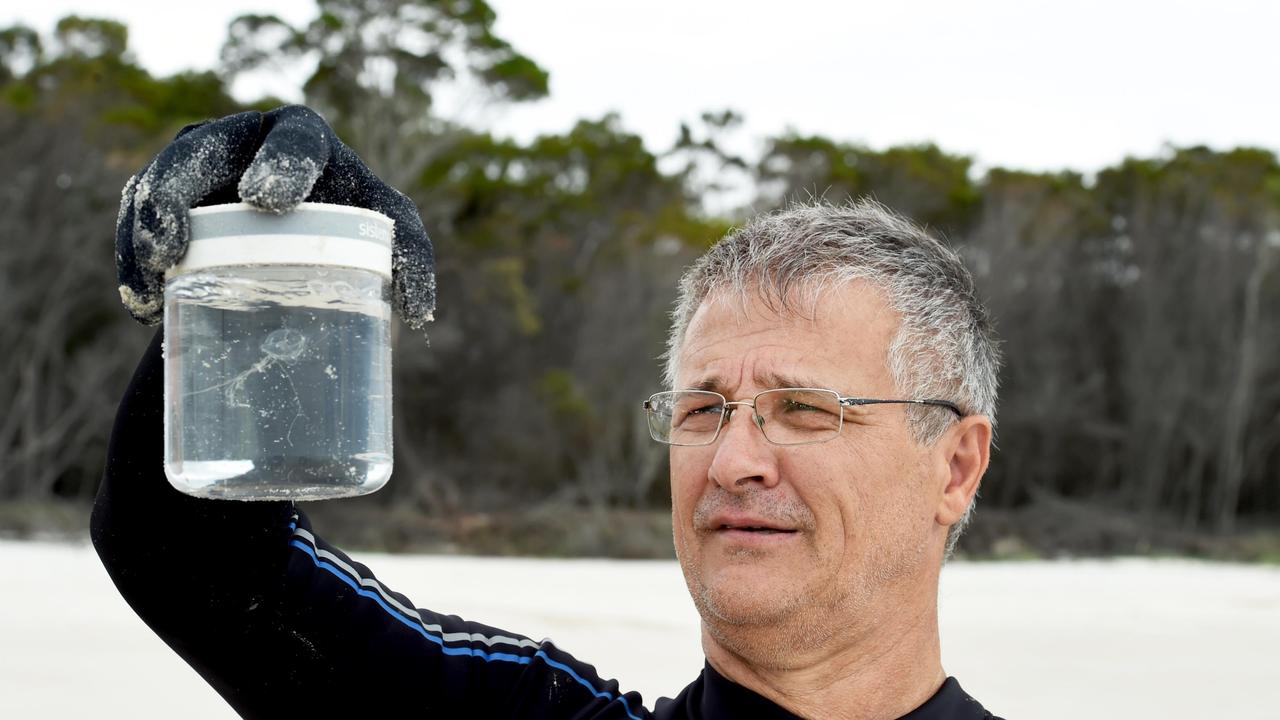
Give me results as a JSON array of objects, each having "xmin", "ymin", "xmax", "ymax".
[{"xmin": 94, "ymin": 106, "xmax": 1004, "ymax": 719}]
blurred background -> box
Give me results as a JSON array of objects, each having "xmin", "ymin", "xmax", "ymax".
[{"xmin": 0, "ymin": 0, "xmax": 1278, "ymax": 561}]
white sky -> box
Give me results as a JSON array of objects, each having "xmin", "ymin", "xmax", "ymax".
[{"xmin": 5, "ymin": 0, "xmax": 1280, "ymax": 174}]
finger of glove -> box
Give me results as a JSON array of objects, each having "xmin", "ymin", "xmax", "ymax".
[
  {"xmin": 309, "ymin": 142, "xmax": 437, "ymax": 330},
  {"xmin": 116, "ymin": 159, "xmax": 163, "ymax": 324},
  {"xmin": 116, "ymin": 118, "xmax": 247, "ymax": 325},
  {"xmin": 238, "ymin": 105, "xmax": 333, "ymax": 213},
  {"xmin": 174, "ymin": 119, "xmax": 212, "ymax": 139},
  {"xmin": 129, "ymin": 111, "xmax": 264, "ymax": 282}
]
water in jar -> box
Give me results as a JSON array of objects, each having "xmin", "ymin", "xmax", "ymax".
[{"xmin": 164, "ymin": 265, "xmax": 392, "ymax": 500}]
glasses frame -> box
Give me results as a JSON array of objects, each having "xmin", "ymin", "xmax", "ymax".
[{"xmin": 642, "ymin": 388, "xmax": 964, "ymax": 447}]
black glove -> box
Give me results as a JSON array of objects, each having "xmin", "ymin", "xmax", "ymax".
[{"xmin": 115, "ymin": 104, "xmax": 436, "ymax": 330}]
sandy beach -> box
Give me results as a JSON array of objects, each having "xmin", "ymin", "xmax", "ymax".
[{"xmin": 2, "ymin": 539, "xmax": 1277, "ymax": 718}]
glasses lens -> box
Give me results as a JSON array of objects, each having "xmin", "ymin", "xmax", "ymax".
[
  {"xmin": 756, "ymin": 388, "xmax": 842, "ymax": 444},
  {"xmin": 646, "ymin": 391, "xmax": 725, "ymax": 445}
]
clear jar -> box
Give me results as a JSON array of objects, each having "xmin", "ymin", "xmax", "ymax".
[{"xmin": 163, "ymin": 203, "xmax": 394, "ymax": 500}]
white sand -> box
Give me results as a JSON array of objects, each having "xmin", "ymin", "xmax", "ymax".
[{"xmin": 2, "ymin": 539, "xmax": 1277, "ymax": 718}]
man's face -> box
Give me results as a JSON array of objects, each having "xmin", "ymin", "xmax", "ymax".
[{"xmin": 670, "ymin": 282, "xmax": 947, "ymax": 660}]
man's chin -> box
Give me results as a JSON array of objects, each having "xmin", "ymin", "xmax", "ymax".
[
  {"xmin": 694, "ymin": 564, "xmax": 808, "ymax": 627},
  {"xmin": 694, "ymin": 573, "xmax": 837, "ymax": 669}
]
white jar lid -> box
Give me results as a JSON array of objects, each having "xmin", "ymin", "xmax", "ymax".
[{"xmin": 167, "ymin": 202, "xmax": 394, "ymax": 279}]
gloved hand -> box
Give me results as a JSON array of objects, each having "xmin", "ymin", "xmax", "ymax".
[{"xmin": 115, "ymin": 104, "xmax": 436, "ymax": 330}]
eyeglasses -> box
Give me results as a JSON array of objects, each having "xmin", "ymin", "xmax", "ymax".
[{"xmin": 642, "ymin": 388, "xmax": 963, "ymax": 446}]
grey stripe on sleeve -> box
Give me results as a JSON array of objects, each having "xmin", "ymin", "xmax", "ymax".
[{"xmin": 291, "ymin": 527, "xmax": 541, "ymax": 651}]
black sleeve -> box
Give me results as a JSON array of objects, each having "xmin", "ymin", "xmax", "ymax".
[{"xmin": 91, "ymin": 329, "xmax": 650, "ymax": 719}]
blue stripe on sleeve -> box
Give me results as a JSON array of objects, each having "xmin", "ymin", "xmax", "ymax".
[{"xmin": 287, "ymin": 537, "xmax": 643, "ymax": 720}]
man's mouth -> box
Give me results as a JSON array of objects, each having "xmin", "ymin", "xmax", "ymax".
[
  {"xmin": 698, "ymin": 506, "xmax": 809, "ymax": 540},
  {"xmin": 716, "ymin": 524, "xmax": 796, "ymax": 535}
]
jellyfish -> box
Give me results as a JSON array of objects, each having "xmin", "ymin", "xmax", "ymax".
[
  {"xmin": 187, "ymin": 327, "xmax": 310, "ymax": 444},
  {"xmin": 261, "ymin": 328, "xmax": 307, "ymax": 362}
]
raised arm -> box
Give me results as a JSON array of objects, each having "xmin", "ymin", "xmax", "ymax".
[
  {"xmin": 91, "ymin": 331, "xmax": 645, "ymax": 717},
  {"xmin": 93, "ymin": 106, "xmax": 647, "ymax": 718}
]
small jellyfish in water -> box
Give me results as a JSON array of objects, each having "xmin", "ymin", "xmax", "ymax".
[{"xmin": 261, "ymin": 328, "xmax": 307, "ymax": 362}]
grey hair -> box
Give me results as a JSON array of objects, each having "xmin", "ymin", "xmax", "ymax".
[{"xmin": 663, "ymin": 199, "xmax": 1001, "ymax": 557}]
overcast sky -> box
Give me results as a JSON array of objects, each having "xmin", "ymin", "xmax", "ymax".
[{"xmin": 6, "ymin": 0, "xmax": 1279, "ymax": 175}]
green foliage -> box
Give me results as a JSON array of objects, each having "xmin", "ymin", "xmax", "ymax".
[
  {"xmin": 483, "ymin": 256, "xmax": 542, "ymax": 336},
  {"xmin": 1097, "ymin": 146, "xmax": 1280, "ymax": 224},
  {"xmin": 0, "ymin": 24, "xmax": 41, "ymax": 84},
  {"xmin": 53, "ymin": 16, "xmax": 128, "ymax": 59},
  {"xmin": 100, "ymin": 71, "xmax": 238, "ymax": 134},
  {"xmin": 758, "ymin": 135, "xmax": 980, "ymax": 232},
  {"xmin": 0, "ymin": 16, "xmax": 240, "ymax": 144},
  {"xmin": 537, "ymin": 369, "xmax": 592, "ymax": 422},
  {"xmin": 220, "ymin": 0, "xmax": 548, "ymax": 128}
]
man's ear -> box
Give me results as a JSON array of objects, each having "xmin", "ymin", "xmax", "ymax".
[{"xmin": 935, "ymin": 416, "xmax": 992, "ymax": 526}]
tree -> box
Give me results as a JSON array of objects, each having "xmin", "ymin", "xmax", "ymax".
[
  {"xmin": 1096, "ymin": 148, "xmax": 1280, "ymax": 534},
  {"xmin": 0, "ymin": 17, "xmax": 241, "ymax": 504},
  {"xmin": 219, "ymin": 0, "xmax": 549, "ymax": 188},
  {"xmin": 756, "ymin": 135, "xmax": 980, "ymax": 234}
]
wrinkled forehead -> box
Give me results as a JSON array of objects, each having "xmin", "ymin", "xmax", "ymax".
[
  {"xmin": 700, "ymin": 275, "xmax": 833, "ymax": 323},
  {"xmin": 688, "ymin": 277, "xmax": 897, "ymax": 335},
  {"xmin": 676, "ymin": 280, "xmax": 901, "ymax": 392}
]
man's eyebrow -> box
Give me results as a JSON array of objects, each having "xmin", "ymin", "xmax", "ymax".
[
  {"xmin": 689, "ymin": 377, "xmax": 724, "ymax": 392},
  {"xmin": 686, "ymin": 373, "xmax": 839, "ymax": 394},
  {"xmin": 754, "ymin": 370, "xmax": 832, "ymax": 391}
]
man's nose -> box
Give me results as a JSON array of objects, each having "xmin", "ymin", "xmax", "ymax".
[{"xmin": 707, "ymin": 404, "xmax": 781, "ymax": 491}]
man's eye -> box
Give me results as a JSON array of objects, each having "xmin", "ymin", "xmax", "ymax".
[
  {"xmin": 674, "ymin": 402, "xmax": 723, "ymax": 430},
  {"xmin": 783, "ymin": 400, "xmax": 824, "ymax": 413}
]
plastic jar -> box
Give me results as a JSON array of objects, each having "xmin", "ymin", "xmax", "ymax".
[{"xmin": 163, "ymin": 202, "xmax": 394, "ymax": 500}]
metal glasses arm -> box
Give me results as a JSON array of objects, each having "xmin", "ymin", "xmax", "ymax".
[{"xmin": 838, "ymin": 397, "xmax": 965, "ymax": 418}]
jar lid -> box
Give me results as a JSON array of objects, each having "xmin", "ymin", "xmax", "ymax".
[{"xmin": 167, "ymin": 202, "xmax": 394, "ymax": 279}]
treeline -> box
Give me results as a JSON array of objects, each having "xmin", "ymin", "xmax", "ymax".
[{"xmin": 1, "ymin": 4, "xmax": 1277, "ymax": 556}]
